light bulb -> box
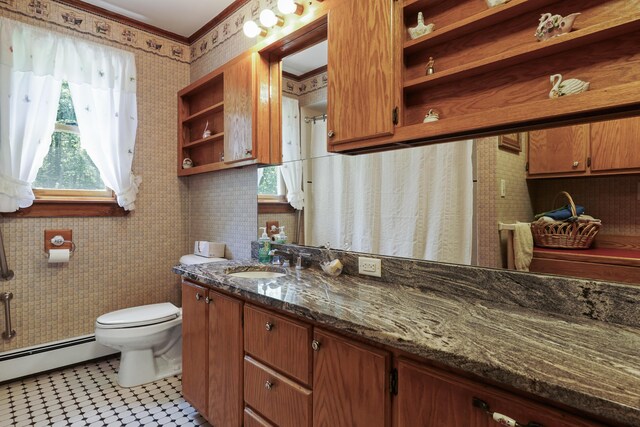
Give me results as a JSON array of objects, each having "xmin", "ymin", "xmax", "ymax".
[
  {"xmin": 260, "ymin": 9, "xmax": 284, "ymax": 28},
  {"xmin": 243, "ymin": 20, "xmax": 266, "ymax": 38},
  {"xmin": 277, "ymin": 0, "xmax": 303, "ymax": 15}
]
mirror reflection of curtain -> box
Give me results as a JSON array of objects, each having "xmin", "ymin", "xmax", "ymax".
[
  {"xmin": 281, "ymin": 96, "xmax": 304, "ymax": 209},
  {"xmin": 307, "ymin": 126, "xmax": 474, "ymax": 264}
]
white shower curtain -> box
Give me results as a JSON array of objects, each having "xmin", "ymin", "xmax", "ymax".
[
  {"xmin": 307, "ymin": 119, "xmax": 474, "ymax": 264},
  {"xmin": 280, "ymin": 96, "xmax": 304, "ymax": 210}
]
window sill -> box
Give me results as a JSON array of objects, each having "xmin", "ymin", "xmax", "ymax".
[
  {"xmin": 1, "ymin": 199, "xmax": 129, "ymax": 218},
  {"xmin": 258, "ymin": 201, "xmax": 296, "ymax": 214}
]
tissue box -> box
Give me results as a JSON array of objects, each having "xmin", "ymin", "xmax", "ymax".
[{"xmin": 194, "ymin": 241, "xmax": 226, "ymax": 258}]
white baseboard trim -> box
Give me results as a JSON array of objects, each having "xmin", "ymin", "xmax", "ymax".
[{"xmin": 0, "ymin": 334, "xmax": 118, "ymax": 383}]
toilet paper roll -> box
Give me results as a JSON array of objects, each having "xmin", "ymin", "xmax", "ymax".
[{"xmin": 48, "ymin": 249, "xmax": 70, "ymax": 263}]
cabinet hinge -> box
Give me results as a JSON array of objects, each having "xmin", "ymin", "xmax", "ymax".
[
  {"xmin": 525, "ymin": 161, "xmax": 529, "ymax": 172},
  {"xmin": 587, "ymin": 157, "xmax": 592, "ymax": 167},
  {"xmin": 390, "ymin": 368, "xmax": 398, "ymax": 396},
  {"xmin": 392, "ymin": 107, "xmax": 399, "ymax": 126}
]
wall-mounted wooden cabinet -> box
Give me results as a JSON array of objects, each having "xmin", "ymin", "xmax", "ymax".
[
  {"xmin": 528, "ymin": 116, "xmax": 640, "ymax": 178},
  {"xmin": 177, "ymin": 52, "xmax": 273, "ymax": 176},
  {"xmin": 327, "ymin": 0, "xmax": 397, "ymax": 146},
  {"xmin": 329, "ymin": 0, "xmax": 640, "ymax": 153}
]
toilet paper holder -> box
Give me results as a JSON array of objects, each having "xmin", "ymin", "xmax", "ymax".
[{"xmin": 44, "ymin": 229, "xmax": 77, "ymax": 259}]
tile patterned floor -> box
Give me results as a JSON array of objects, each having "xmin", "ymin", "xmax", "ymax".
[{"xmin": 0, "ymin": 358, "xmax": 211, "ymax": 427}]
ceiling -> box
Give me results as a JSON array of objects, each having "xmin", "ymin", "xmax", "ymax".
[
  {"xmin": 79, "ymin": 0, "xmax": 236, "ymax": 38},
  {"xmin": 282, "ymin": 41, "xmax": 328, "ymax": 76}
]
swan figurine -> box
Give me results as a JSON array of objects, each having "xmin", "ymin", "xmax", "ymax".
[
  {"xmin": 549, "ymin": 74, "xmax": 590, "ymax": 98},
  {"xmin": 423, "ymin": 109, "xmax": 440, "ymax": 123},
  {"xmin": 408, "ymin": 12, "xmax": 435, "ymax": 40},
  {"xmin": 535, "ymin": 12, "xmax": 581, "ymax": 41}
]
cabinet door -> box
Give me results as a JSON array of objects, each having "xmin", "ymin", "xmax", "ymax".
[
  {"xmin": 313, "ymin": 329, "xmax": 390, "ymax": 427},
  {"xmin": 224, "ymin": 53, "xmax": 255, "ymax": 163},
  {"xmin": 396, "ymin": 358, "xmax": 603, "ymax": 427},
  {"xmin": 181, "ymin": 282, "xmax": 208, "ymax": 417},
  {"xmin": 207, "ymin": 290, "xmax": 243, "ymax": 427},
  {"xmin": 590, "ymin": 117, "xmax": 640, "ymax": 173},
  {"xmin": 528, "ymin": 125, "xmax": 589, "ymax": 176},
  {"xmin": 327, "ymin": 0, "xmax": 395, "ymax": 146}
]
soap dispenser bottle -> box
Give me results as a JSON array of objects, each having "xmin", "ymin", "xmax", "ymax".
[
  {"xmin": 276, "ymin": 226, "xmax": 287, "ymax": 244},
  {"xmin": 258, "ymin": 227, "xmax": 271, "ymax": 263}
]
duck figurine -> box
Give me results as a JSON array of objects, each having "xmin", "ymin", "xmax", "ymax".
[
  {"xmin": 535, "ymin": 12, "xmax": 580, "ymax": 41},
  {"xmin": 408, "ymin": 12, "xmax": 435, "ymax": 40},
  {"xmin": 549, "ymin": 74, "xmax": 590, "ymax": 98}
]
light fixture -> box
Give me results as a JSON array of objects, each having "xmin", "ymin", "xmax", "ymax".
[
  {"xmin": 277, "ymin": 0, "xmax": 304, "ymax": 15},
  {"xmin": 259, "ymin": 9, "xmax": 284, "ymax": 28},
  {"xmin": 243, "ymin": 20, "xmax": 267, "ymax": 38}
]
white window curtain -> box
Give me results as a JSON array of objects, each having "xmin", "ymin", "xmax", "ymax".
[
  {"xmin": 306, "ymin": 119, "xmax": 474, "ymax": 264},
  {"xmin": 0, "ymin": 17, "xmax": 140, "ymax": 212},
  {"xmin": 280, "ymin": 96, "xmax": 304, "ymax": 210}
]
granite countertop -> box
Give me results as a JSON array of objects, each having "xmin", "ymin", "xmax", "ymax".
[{"xmin": 173, "ymin": 260, "xmax": 640, "ymax": 426}]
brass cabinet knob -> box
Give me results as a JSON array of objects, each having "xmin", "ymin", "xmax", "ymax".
[
  {"xmin": 264, "ymin": 380, "xmax": 273, "ymax": 390},
  {"xmin": 205, "ymin": 296, "xmax": 211, "ymax": 304},
  {"xmin": 328, "ymin": 130, "xmax": 335, "ymax": 138},
  {"xmin": 195, "ymin": 293, "xmax": 202, "ymax": 301},
  {"xmin": 265, "ymin": 322, "xmax": 274, "ymax": 331},
  {"xmin": 311, "ymin": 340, "xmax": 321, "ymax": 351},
  {"xmin": 245, "ymin": 148, "xmax": 252, "ymax": 156},
  {"xmin": 573, "ymin": 161, "xmax": 580, "ymax": 167}
]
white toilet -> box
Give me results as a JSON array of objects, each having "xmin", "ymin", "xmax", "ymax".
[
  {"xmin": 95, "ymin": 253, "xmax": 225, "ymax": 387},
  {"xmin": 95, "ymin": 303, "xmax": 183, "ymax": 387}
]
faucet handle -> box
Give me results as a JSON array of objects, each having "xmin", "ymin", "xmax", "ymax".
[{"xmin": 296, "ymin": 252, "xmax": 313, "ymax": 270}]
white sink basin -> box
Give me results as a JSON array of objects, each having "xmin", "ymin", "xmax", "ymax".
[{"xmin": 228, "ymin": 271, "xmax": 286, "ymax": 279}]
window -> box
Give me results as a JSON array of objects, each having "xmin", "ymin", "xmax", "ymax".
[
  {"xmin": 258, "ymin": 166, "xmax": 286, "ymax": 202},
  {"xmin": 32, "ymin": 82, "xmax": 114, "ymax": 201}
]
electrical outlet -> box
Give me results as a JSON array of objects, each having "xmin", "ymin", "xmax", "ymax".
[{"xmin": 358, "ymin": 257, "xmax": 382, "ymax": 277}]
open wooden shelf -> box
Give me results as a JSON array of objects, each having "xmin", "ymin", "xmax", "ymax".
[
  {"xmin": 183, "ymin": 132, "xmax": 225, "ymax": 149},
  {"xmin": 183, "ymin": 101, "xmax": 225, "ymax": 124},
  {"xmin": 403, "ymin": 0, "xmax": 559, "ymax": 54},
  {"xmin": 404, "ymin": 14, "xmax": 640, "ymax": 92}
]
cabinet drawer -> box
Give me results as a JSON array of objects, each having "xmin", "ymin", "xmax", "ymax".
[
  {"xmin": 244, "ymin": 407, "xmax": 274, "ymax": 427},
  {"xmin": 244, "ymin": 356, "xmax": 312, "ymax": 427},
  {"xmin": 244, "ymin": 305, "xmax": 312, "ymax": 385}
]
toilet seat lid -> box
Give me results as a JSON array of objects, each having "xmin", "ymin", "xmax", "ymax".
[{"xmin": 96, "ymin": 303, "xmax": 180, "ymax": 329}]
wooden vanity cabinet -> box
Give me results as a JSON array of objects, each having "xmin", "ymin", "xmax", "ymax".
[
  {"xmin": 396, "ymin": 358, "xmax": 603, "ymax": 427},
  {"xmin": 528, "ymin": 117, "xmax": 640, "ymax": 178},
  {"xmin": 327, "ymin": 0, "xmax": 397, "ymax": 147},
  {"xmin": 312, "ymin": 329, "xmax": 391, "ymax": 427},
  {"xmin": 181, "ymin": 281, "xmax": 243, "ymax": 427}
]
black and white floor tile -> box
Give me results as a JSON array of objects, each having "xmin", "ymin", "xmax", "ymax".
[{"xmin": 0, "ymin": 358, "xmax": 211, "ymax": 426}]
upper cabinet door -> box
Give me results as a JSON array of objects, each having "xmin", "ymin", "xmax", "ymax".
[
  {"xmin": 590, "ymin": 117, "xmax": 640, "ymax": 173},
  {"xmin": 528, "ymin": 125, "xmax": 589, "ymax": 176},
  {"xmin": 327, "ymin": 0, "xmax": 395, "ymax": 146},
  {"xmin": 225, "ymin": 53, "xmax": 256, "ymax": 163}
]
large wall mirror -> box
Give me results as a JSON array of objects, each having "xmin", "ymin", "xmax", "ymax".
[{"xmin": 257, "ymin": 33, "xmax": 640, "ymax": 286}]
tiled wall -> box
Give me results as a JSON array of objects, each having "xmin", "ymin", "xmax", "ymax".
[
  {"xmin": 188, "ymin": 168, "xmax": 257, "ymax": 260},
  {"xmin": 0, "ymin": 8, "xmax": 190, "ymax": 352},
  {"xmin": 476, "ymin": 137, "xmax": 500, "ymax": 268}
]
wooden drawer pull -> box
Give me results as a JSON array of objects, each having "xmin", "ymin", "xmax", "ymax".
[
  {"xmin": 472, "ymin": 398, "xmax": 543, "ymax": 427},
  {"xmin": 264, "ymin": 380, "xmax": 274, "ymax": 390},
  {"xmin": 265, "ymin": 322, "xmax": 274, "ymax": 331}
]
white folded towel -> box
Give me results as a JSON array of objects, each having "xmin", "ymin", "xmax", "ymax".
[{"xmin": 513, "ymin": 222, "xmax": 533, "ymax": 272}]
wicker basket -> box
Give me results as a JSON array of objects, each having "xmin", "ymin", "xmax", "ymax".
[{"xmin": 531, "ymin": 191, "xmax": 601, "ymax": 249}]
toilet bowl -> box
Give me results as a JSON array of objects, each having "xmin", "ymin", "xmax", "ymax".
[
  {"xmin": 95, "ymin": 303, "xmax": 182, "ymax": 387},
  {"xmin": 96, "ymin": 254, "xmax": 225, "ymax": 387}
]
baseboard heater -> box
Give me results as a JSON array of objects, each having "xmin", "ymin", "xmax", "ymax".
[{"xmin": 0, "ymin": 334, "xmax": 117, "ymax": 383}]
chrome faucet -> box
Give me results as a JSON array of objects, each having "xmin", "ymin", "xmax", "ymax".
[{"xmin": 269, "ymin": 249, "xmax": 293, "ymax": 267}]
